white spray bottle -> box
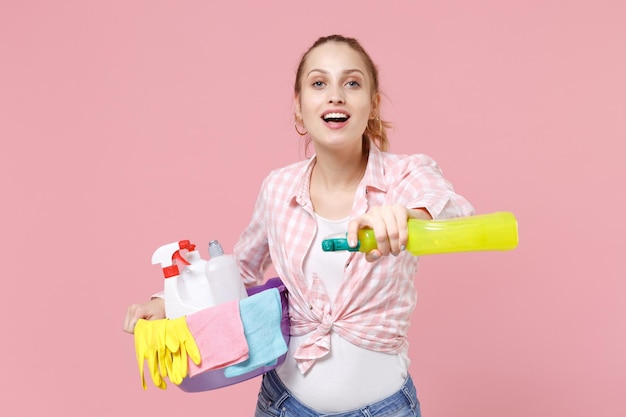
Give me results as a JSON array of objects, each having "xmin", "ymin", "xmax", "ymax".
[
  {"xmin": 151, "ymin": 239, "xmax": 247, "ymax": 319},
  {"xmin": 151, "ymin": 240, "xmax": 214, "ymax": 319}
]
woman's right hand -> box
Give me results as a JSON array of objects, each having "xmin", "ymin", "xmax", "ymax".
[{"xmin": 123, "ymin": 297, "xmax": 166, "ymax": 334}]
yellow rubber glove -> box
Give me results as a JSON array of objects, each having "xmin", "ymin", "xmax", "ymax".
[
  {"xmin": 134, "ymin": 319, "xmax": 170, "ymax": 390},
  {"xmin": 165, "ymin": 316, "xmax": 201, "ymax": 385}
]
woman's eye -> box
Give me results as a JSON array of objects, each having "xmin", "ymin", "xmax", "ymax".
[
  {"xmin": 346, "ymin": 80, "xmax": 361, "ymax": 88},
  {"xmin": 312, "ymin": 80, "xmax": 325, "ymax": 88}
]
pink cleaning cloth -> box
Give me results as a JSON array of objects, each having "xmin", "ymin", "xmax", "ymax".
[{"xmin": 185, "ymin": 299, "xmax": 249, "ymax": 377}]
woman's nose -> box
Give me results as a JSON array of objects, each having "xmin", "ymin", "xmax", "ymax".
[{"xmin": 328, "ymin": 85, "xmax": 345, "ymax": 104}]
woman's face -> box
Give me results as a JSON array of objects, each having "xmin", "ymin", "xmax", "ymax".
[{"xmin": 296, "ymin": 42, "xmax": 375, "ymax": 149}]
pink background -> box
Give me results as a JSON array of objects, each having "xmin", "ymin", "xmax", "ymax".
[{"xmin": 1, "ymin": 1, "xmax": 624, "ymax": 415}]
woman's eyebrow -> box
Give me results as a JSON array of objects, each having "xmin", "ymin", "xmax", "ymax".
[{"xmin": 307, "ymin": 68, "xmax": 365, "ymax": 77}]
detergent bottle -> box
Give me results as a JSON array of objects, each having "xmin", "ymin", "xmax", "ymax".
[
  {"xmin": 204, "ymin": 240, "xmax": 248, "ymax": 305},
  {"xmin": 151, "ymin": 239, "xmax": 247, "ymax": 319},
  {"xmin": 321, "ymin": 211, "xmax": 519, "ymax": 256}
]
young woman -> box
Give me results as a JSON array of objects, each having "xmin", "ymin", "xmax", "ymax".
[{"xmin": 124, "ymin": 34, "xmax": 474, "ymax": 417}]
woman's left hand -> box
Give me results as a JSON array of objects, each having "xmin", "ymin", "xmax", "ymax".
[{"xmin": 347, "ymin": 205, "xmax": 431, "ymax": 262}]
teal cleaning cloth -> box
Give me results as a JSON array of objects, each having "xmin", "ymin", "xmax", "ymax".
[{"xmin": 224, "ymin": 288, "xmax": 288, "ymax": 378}]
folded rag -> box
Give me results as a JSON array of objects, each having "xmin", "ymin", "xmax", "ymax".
[
  {"xmin": 185, "ymin": 299, "xmax": 249, "ymax": 377},
  {"xmin": 224, "ymin": 288, "xmax": 288, "ymax": 378}
]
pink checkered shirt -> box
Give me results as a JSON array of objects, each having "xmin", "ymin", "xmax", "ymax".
[{"xmin": 234, "ymin": 143, "xmax": 474, "ymax": 373}]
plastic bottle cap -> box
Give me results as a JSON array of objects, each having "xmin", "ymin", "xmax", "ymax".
[{"xmin": 208, "ymin": 240, "xmax": 225, "ymax": 257}]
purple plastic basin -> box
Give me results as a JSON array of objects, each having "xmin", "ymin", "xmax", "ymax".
[{"xmin": 177, "ymin": 277, "xmax": 290, "ymax": 392}]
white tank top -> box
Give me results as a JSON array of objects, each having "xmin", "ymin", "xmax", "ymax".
[{"xmin": 276, "ymin": 214, "xmax": 409, "ymax": 413}]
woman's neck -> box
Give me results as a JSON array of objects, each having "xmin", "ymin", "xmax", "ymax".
[
  {"xmin": 311, "ymin": 149, "xmax": 367, "ymax": 192},
  {"xmin": 308, "ymin": 145, "xmax": 368, "ymax": 220}
]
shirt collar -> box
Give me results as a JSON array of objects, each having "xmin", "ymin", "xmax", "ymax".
[
  {"xmin": 361, "ymin": 140, "xmax": 387, "ymax": 193},
  {"xmin": 294, "ymin": 155, "xmax": 316, "ymax": 208}
]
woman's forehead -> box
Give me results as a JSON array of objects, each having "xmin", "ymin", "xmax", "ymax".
[{"xmin": 304, "ymin": 42, "xmax": 368, "ymax": 75}]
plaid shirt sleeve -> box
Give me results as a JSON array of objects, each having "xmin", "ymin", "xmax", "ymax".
[
  {"xmin": 384, "ymin": 153, "xmax": 475, "ymax": 219},
  {"xmin": 233, "ymin": 175, "xmax": 273, "ymax": 287}
]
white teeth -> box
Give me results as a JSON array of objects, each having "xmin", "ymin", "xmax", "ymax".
[{"xmin": 323, "ymin": 112, "xmax": 349, "ymax": 120}]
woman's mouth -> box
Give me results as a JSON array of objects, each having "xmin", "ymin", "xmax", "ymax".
[{"xmin": 322, "ymin": 112, "xmax": 350, "ymax": 123}]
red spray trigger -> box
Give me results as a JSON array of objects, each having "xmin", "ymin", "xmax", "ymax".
[
  {"xmin": 152, "ymin": 240, "xmax": 196, "ymax": 279},
  {"xmin": 171, "ymin": 240, "xmax": 195, "ymax": 269}
]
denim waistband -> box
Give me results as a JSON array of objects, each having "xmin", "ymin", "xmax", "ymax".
[{"xmin": 260, "ymin": 369, "xmax": 419, "ymax": 416}]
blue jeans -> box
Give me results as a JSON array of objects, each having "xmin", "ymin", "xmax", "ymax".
[{"xmin": 255, "ymin": 370, "xmax": 421, "ymax": 417}]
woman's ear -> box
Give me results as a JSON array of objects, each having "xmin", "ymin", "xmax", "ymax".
[
  {"xmin": 294, "ymin": 96, "xmax": 302, "ymax": 122},
  {"xmin": 370, "ymin": 93, "xmax": 381, "ymax": 119}
]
